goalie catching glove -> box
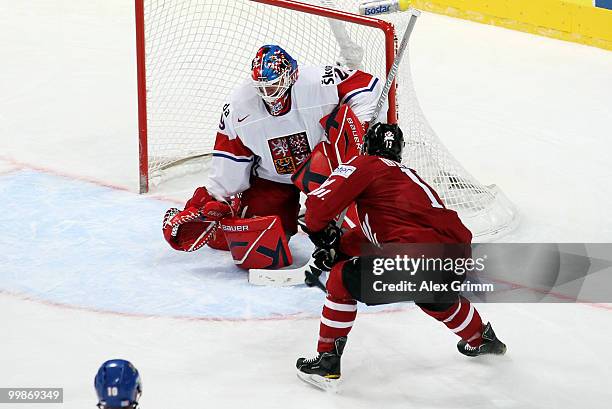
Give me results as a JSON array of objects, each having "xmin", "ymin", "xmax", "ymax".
[
  {"xmin": 162, "ymin": 208, "xmax": 218, "ymax": 252},
  {"xmin": 162, "ymin": 187, "xmax": 239, "ymax": 252}
]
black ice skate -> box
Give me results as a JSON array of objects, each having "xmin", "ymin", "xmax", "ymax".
[
  {"xmin": 296, "ymin": 337, "xmax": 346, "ymax": 391},
  {"xmin": 457, "ymin": 322, "xmax": 507, "ymax": 357}
]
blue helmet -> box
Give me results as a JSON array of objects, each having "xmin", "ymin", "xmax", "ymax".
[
  {"xmin": 94, "ymin": 359, "xmax": 142, "ymax": 409},
  {"xmin": 251, "ymin": 45, "xmax": 298, "ymax": 105}
]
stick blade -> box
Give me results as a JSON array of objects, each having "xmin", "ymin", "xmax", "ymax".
[{"xmin": 248, "ymin": 266, "xmax": 308, "ymax": 287}]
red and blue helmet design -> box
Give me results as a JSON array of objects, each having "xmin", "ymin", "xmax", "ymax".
[
  {"xmin": 95, "ymin": 359, "xmax": 142, "ymax": 409},
  {"xmin": 251, "ymin": 45, "xmax": 298, "ymax": 105}
]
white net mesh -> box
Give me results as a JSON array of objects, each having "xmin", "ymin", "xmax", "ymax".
[
  {"xmin": 143, "ymin": 0, "xmax": 389, "ymax": 173},
  {"xmin": 141, "ymin": 0, "xmax": 518, "ymax": 240}
]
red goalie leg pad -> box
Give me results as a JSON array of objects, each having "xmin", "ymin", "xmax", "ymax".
[
  {"xmin": 419, "ymin": 296, "xmax": 484, "ymax": 347},
  {"xmin": 291, "ymin": 141, "xmax": 333, "ymax": 194},
  {"xmin": 318, "ymin": 260, "xmax": 358, "ymax": 353},
  {"xmin": 221, "ymin": 215, "xmax": 293, "ymax": 270},
  {"xmin": 320, "ymin": 104, "xmax": 366, "ymax": 168}
]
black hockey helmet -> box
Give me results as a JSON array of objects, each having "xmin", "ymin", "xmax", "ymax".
[{"xmin": 362, "ymin": 122, "xmax": 405, "ymax": 162}]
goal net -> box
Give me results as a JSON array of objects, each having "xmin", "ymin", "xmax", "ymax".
[{"xmin": 135, "ymin": 0, "xmax": 518, "ymax": 241}]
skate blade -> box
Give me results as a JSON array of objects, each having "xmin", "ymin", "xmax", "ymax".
[{"xmin": 296, "ymin": 371, "xmax": 340, "ymax": 392}]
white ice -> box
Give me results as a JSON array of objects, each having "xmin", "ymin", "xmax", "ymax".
[{"xmin": 1, "ymin": 1, "xmax": 612, "ymax": 408}]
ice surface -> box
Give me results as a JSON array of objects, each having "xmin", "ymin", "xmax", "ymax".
[
  {"xmin": 0, "ymin": 169, "xmax": 405, "ymax": 320},
  {"xmin": 1, "ymin": 1, "xmax": 612, "ymax": 408}
]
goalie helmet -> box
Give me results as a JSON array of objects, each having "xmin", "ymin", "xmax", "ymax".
[
  {"xmin": 251, "ymin": 45, "xmax": 298, "ymax": 115},
  {"xmin": 94, "ymin": 359, "xmax": 142, "ymax": 409},
  {"xmin": 362, "ymin": 122, "xmax": 405, "ymax": 162}
]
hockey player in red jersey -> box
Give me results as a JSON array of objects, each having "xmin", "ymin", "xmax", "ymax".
[
  {"xmin": 296, "ymin": 123, "xmax": 506, "ymax": 390},
  {"xmin": 162, "ymin": 44, "xmax": 381, "ymax": 269}
]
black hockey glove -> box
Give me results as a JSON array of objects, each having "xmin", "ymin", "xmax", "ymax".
[
  {"xmin": 312, "ymin": 247, "xmax": 338, "ymax": 272},
  {"xmin": 305, "ymin": 221, "xmax": 343, "ymax": 251}
]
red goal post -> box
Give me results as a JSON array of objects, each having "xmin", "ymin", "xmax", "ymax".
[{"xmin": 134, "ymin": 0, "xmax": 398, "ymax": 193}]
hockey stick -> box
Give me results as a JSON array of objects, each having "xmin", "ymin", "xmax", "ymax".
[
  {"xmin": 373, "ymin": 8, "xmax": 421, "ymax": 125},
  {"xmin": 248, "ymin": 10, "xmax": 420, "ymax": 287}
]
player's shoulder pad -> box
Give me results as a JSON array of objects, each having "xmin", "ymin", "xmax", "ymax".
[
  {"xmin": 332, "ymin": 65, "xmax": 355, "ymax": 84},
  {"xmin": 377, "ymin": 156, "xmax": 402, "ymax": 168},
  {"xmin": 230, "ymin": 80, "xmax": 260, "ymax": 105},
  {"xmin": 345, "ymin": 154, "xmax": 394, "ymax": 170},
  {"xmin": 295, "ymin": 65, "xmax": 328, "ymax": 87},
  {"xmin": 220, "ymin": 81, "xmax": 261, "ymax": 130}
]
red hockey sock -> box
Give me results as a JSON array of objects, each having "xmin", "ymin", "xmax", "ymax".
[
  {"xmin": 318, "ymin": 296, "xmax": 357, "ymax": 352},
  {"xmin": 317, "ymin": 261, "xmax": 358, "ymax": 352},
  {"xmin": 419, "ymin": 296, "xmax": 484, "ymax": 347}
]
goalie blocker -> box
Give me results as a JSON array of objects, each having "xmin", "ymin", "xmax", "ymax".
[
  {"xmin": 292, "ymin": 103, "xmax": 365, "ymax": 238},
  {"xmin": 292, "ymin": 103, "xmax": 365, "ymax": 194}
]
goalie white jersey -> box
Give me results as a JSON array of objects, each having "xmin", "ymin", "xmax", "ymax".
[{"xmin": 205, "ymin": 65, "xmax": 385, "ymax": 199}]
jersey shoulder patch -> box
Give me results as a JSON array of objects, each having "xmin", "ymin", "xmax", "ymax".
[
  {"xmin": 329, "ymin": 154, "xmax": 368, "ymax": 177},
  {"xmin": 331, "ymin": 163, "xmax": 356, "ymax": 178}
]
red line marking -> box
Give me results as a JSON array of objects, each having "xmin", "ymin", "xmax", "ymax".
[
  {"xmin": 0, "ymin": 155, "xmax": 182, "ymax": 205},
  {"xmin": 0, "ymin": 288, "xmax": 411, "ymax": 322},
  {"xmin": 0, "ymin": 163, "xmax": 23, "ymax": 176},
  {"xmin": 0, "ymin": 169, "xmax": 21, "ymax": 177},
  {"xmin": 486, "ymin": 276, "xmax": 612, "ymax": 311}
]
